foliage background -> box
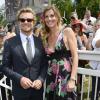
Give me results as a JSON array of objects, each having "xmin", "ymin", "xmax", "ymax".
[
  {"xmin": 51, "ymin": 0, "xmax": 100, "ymax": 24},
  {"xmin": 0, "ymin": 6, "xmax": 7, "ymax": 27},
  {"xmin": 0, "ymin": 0, "xmax": 100, "ymax": 26}
]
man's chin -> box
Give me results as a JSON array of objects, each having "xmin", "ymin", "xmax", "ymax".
[{"xmin": 21, "ymin": 30, "xmax": 33, "ymax": 35}]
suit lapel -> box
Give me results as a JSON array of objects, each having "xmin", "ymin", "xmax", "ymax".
[
  {"xmin": 15, "ymin": 35, "xmax": 29, "ymax": 65},
  {"xmin": 31, "ymin": 35, "xmax": 39, "ymax": 64},
  {"xmin": 15, "ymin": 35, "xmax": 40, "ymax": 65}
]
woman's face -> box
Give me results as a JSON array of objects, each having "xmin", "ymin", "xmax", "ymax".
[
  {"xmin": 74, "ymin": 24, "xmax": 81, "ymax": 33},
  {"xmin": 44, "ymin": 9, "xmax": 58, "ymax": 29}
]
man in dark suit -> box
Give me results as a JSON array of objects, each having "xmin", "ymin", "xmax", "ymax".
[{"xmin": 0, "ymin": 7, "xmax": 48, "ymax": 100}]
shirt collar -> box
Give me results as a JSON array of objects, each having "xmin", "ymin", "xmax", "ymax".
[{"xmin": 20, "ymin": 31, "xmax": 33, "ymax": 42}]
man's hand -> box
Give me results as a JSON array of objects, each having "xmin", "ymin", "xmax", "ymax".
[
  {"xmin": 32, "ymin": 80, "xmax": 42, "ymax": 90},
  {"xmin": 20, "ymin": 77, "xmax": 33, "ymax": 89}
]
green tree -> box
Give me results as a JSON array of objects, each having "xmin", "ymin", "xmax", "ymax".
[
  {"xmin": 51, "ymin": 0, "xmax": 73, "ymax": 24},
  {"xmin": 74, "ymin": 0, "xmax": 100, "ymax": 19},
  {"xmin": 0, "ymin": 5, "xmax": 7, "ymax": 27},
  {"xmin": 51, "ymin": 0, "xmax": 100, "ymax": 24}
]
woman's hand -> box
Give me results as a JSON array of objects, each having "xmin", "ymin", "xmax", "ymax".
[{"xmin": 66, "ymin": 79, "xmax": 75, "ymax": 92}]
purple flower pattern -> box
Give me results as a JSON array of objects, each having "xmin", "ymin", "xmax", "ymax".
[
  {"xmin": 45, "ymin": 31, "xmax": 72, "ymax": 98},
  {"xmin": 51, "ymin": 63, "xmax": 59, "ymax": 75},
  {"xmin": 49, "ymin": 82, "xmax": 56, "ymax": 91}
]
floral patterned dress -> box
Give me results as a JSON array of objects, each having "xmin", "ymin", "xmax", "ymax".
[{"xmin": 45, "ymin": 31, "xmax": 76, "ymax": 100}]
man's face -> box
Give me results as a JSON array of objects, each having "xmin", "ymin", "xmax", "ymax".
[
  {"xmin": 85, "ymin": 12, "xmax": 91, "ymax": 19},
  {"xmin": 18, "ymin": 12, "xmax": 35, "ymax": 35}
]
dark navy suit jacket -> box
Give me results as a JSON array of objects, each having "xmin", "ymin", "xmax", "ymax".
[{"xmin": 1, "ymin": 34, "xmax": 48, "ymax": 98}]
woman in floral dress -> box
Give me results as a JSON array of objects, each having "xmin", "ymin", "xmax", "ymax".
[{"xmin": 43, "ymin": 5, "xmax": 78, "ymax": 100}]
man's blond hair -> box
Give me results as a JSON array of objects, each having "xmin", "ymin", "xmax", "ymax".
[{"xmin": 16, "ymin": 7, "xmax": 36, "ymax": 23}]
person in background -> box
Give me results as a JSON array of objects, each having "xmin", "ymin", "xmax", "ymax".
[
  {"xmin": 3, "ymin": 23, "xmax": 16, "ymax": 42},
  {"xmin": 97, "ymin": 11, "xmax": 100, "ymax": 20},
  {"xmin": 87, "ymin": 19, "xmax": 100, "ymax": 50},
  {"xmin": 89, "ymin": 19, "xmax": 100, "ymax": 100},
  {"xmin": 82, "ymin": 9, "xmax": 96, "ymax": 37},
  {"xmin": 34, "ymin": 24, "xmax": 43, "ymax": 37},
  {"xmin": 43, "ymin": 5, "xmax": 78, "ymax": 100},
  {"xmin": 33, "ymin": 25, "xmax": 47, "ymax": 47},
  {"xmin": 71, "ymin": 20, "xmax": 86, "ymax": 50},
  {"xmin": 70, "ymin": 11, "xmax": 88, "ymax": 50},
  {"xmin": 3, "ymin": 23, "xmax": 17, "ymax": 100},
  {"xmin": 0, "ymin": 25, "xmax": 6, "ymax": 100},
  {"xmin": 70, "ymin": 11, "xmax": 78, "ymax": 26},
  {"xmin": 0, "ymin": 7, "xmax": 48, "ymax": 100},
  {"xmin": 71, "ymin": 19, "xmax": 89, "ymax": 99},
  {"xmin": 0, "ymin": 26, "xmax": 5, "ymax": 50}
]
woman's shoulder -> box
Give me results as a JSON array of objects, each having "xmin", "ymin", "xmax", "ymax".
[
  {"xmin": 63, "ymin": 27, "xmax": 75, "ymax": 37},
  {"xmin": 63, "ymin": 27, "xmax": 72, "ymax": 31}
]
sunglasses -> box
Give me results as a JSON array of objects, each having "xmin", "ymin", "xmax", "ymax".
[{"xmin": 18, "ymin": 18, "xmax": 34, "ymax": 23}]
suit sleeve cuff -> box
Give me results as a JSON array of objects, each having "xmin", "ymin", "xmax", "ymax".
[{"xmin": 37, "ymin": 76, "xmax": 44, "ymax": 83}]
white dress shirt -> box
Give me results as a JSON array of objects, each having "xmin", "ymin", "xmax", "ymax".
[
  {"xmin": 89, "ymin": 28, "xmax": 100, "ymax": 70},
  {"xmin": 20, "ymin": 32, "xmax": 35, "ymax": 58},
  {"xmin": 92, "ymin": 28, "xmax": 100, "ymax": 49},
  {"xmin": 82, "ymin": 16, "xmax": 96, "ymax": 33}
]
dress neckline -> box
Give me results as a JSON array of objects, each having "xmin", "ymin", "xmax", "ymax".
[{"xmin": 46, "ymin": 30, "xmax": 63, "ymax": 51}]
